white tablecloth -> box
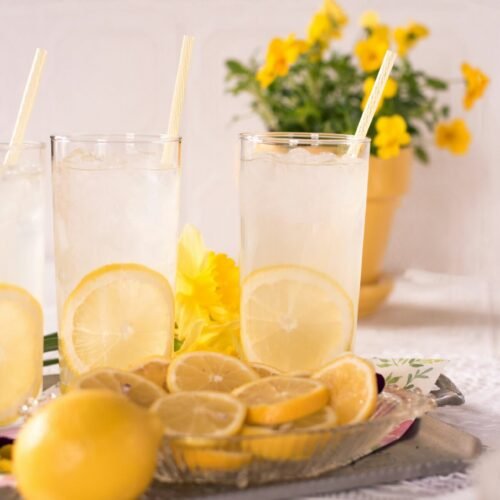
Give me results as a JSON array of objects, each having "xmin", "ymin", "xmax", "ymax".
[{"xmin": 42, "ymin": 268, "xmax": 500, "ymax": 499}]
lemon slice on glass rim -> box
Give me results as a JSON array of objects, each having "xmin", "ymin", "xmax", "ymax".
[
  {"xmin": 59, "ymin": 263, "xmax": 174, "ymax": 376},
  {"xmin": 240, "ymin": 264, "xmax": 354, "ymax": 372}
]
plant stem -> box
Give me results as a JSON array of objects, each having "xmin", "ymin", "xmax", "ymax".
[{"xmin": 43, "ymin": 358, "xmax": 59, "ymax": 367}]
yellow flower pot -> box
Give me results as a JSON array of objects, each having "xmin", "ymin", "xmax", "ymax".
[{"xmin": 359, "ymin": 147, "xmax": 412, "ymax": 317}]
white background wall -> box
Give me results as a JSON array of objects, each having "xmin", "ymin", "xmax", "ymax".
[{"xmin": 1, "ymin": 0, "xmax": 499, "ymax": 279}]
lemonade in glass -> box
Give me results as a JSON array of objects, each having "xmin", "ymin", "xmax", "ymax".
[
  {"xmin": 51, "ymin": 135, "xmax": 180, "ymax": 387},
  {"xmin": 0, "ymin": 142, "xmax": 45, "ymax": 425},
  {"xmin": 239, "ymin": 133, "xmax": 370, "ymax": 372}
]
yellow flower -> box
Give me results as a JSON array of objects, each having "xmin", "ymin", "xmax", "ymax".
[
  {"xmin": 177, "ymin": 319, "xmax": 242, "ymax": 358},
  {"xmin": 374, "ymin": 115, "xmax": 411, "ymax": 159},
  {"xmin": 435, "ymin": 119, "xmax": 471, "ymax": 155},
  {"xmin": 461, "ymin": 63, "xmax": 489, "ymax": 110},
  {"xmin": 308, "ymin": 12, "xmax": 332, "ymax": 47},
  {"xmin": 175, "ymin": 225, "xmax": 219, "ymax": 320},
  {"xmin": 257, "ymin": 34, "xmax": 309, "ymax": 88},
  {"xmin": 175, "ymin": 225, "xmax": 242, "ymax": 356},
  {"xmin": 308, "ymin": 0, "xmax": 348, "ymax": 47},
  {"xmin": 175, "ymin": 225, "xmax": 240, "ymax": 323},
  {"xmin": 209, "ymin": 252, "xmax": 240, "ymax": 317},
  {"xmin": 256, "ymin": 66, "xmax": 276, "ymax": 89},
  {"xmin": 361, "ymin": 76, "xmax": 398, "ymax": 110},
  {"xmin": 355, "ymin": 36, "xmax": 389, "ymax": 72},
  {"xmin": 370, "ymin": 24, "xmax": 391, "ymax": 44},
  {"xmin": 322, "ymin": 0, "xmax": 348, "ymax": 29},
  {"xmin": 359, "ymin": 11, "xmax": 379, "ymax": 29},
  {"xmin": 394, "ymin": 23, "xmax": 429, "ymax": 56}
]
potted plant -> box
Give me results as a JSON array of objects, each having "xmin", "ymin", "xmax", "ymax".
[{"xmin": 225, "ymin": 1, "xmax": 489, "ymax": 316}]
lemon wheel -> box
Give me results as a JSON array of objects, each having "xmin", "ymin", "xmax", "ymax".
[
  {"xmin": 241, "ymin": 265, "xmax": 354, "ymax": 372},
  {"xmin": 152, "ymin": 391, "xmax": 246, "ymax": 438},
  {"xmin": 167, "ymin": 351, "xmax": 258, "ymax": 393},
  {"xmin": 313, "ymin": 353, "xmax": 377, "ymax": 425},
  {"xmin": 60, "ymin": 263, "xmax": 174, "ymax": 376},
  {"xmin": 0, "ymin": 283, "xmax": 43, "ymax": 425},
  {"xmin": 232, "ymin": 376, "xmax": 329, "ymax": 425}
]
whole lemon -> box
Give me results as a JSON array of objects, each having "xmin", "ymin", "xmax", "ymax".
[{"xmin": 13, "ymin": 389, "xmax": 163, "ymax": 500}]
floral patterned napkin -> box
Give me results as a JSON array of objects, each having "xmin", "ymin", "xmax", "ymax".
[
  {"xmin": 372, "ymin": 357, "xmax": 448, "ymax": 394},
  {"xmin": 370, "ymin": 357, "xmax": 448, "ymax": 450}
]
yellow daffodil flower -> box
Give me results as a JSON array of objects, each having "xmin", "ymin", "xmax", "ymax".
[
  {"xmin": 176, "ymin": 225, "xmax": 240, "ymax": 321},
  {"xmin": 257, "ymin": 34, "xmax": 309, "ymax": 88},
  {"xmin": 359, "ymin": 10, "xmax": 379, "ymax": 29},
  {"xmin": 461, "ymin": 63, "xmax": 489, "ymax": 110},
  {"xmin": 175, "ymin": 225, "xmax": 242, "ymax": 356},
  {"xmin": 308, "ymin": 0, "xmax": 348, "ymax": 47},
  {"xmin": 209, "ymin": 252, "xmax": 240, "ymax": 317},
  {"xmin": 177, "ymin": 320, "xmax": 242, "ymax": 357},
  {"xmin": 355, "ymin": 36, "xmax": 389, "ymax": 72},
  {"xmin": 176, "ymin": 225, "xmax": 220, "ymax": 321},
  {"xmin": 394, "ymin": 23, "xmax": 429, "ymax": 56},
  {"xmin": 361, "ymin": 76, "xmax": 398, "ymax": 110},
  {"xmin": 435, "ymin": 118, "xmax": 471, "ymax": 155},
  {"xmin": 374, "ymin": 115, "xmax": 411, "ymax": 159}
]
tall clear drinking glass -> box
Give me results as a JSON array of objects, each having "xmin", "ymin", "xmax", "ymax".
[
  {"xmin": 239, "ymin": 133, "xmax": 370, "ymax": 372},
  {"xmin": 51, "ymin": 135, "xmax": 180, "ymax": 388},
  {"xmin": 0, "ymin": 142, "xmax": 45, "ymax": 425}
]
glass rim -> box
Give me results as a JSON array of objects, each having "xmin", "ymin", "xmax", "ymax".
[
  {"xmin": 0, "ymin": 141, "xmax": 46, "ymax": 151},
  {"xmin": 50, "ymin": 133, "xmax": 182, "ymax": 145},
  {"xmin": 240, "ymin": 132, "xmax": 370, "ymax": 146}
]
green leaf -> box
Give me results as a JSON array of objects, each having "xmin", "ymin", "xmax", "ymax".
[
  {"xmin": 426, "ymin": 77, "xmax": 448, "ymax": 90},
  {"xmin": 44, "ymin": 332, "xmax": 59, "ymax": 353},
  {"xmin": 385, "ymin": 373, "xmax": 402, "ymax": 385},
  {"xmin": 174, "ymin": 337, "xmax": 184, "ymax": 352},
  {"xmin": 414, "ymin": 145, "xmax": 430, "ymax": 164},
  {"xmin": 225, "ymin": 59, "xmax": 251, "ymax": 75}
]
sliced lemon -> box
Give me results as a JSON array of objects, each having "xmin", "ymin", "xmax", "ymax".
[
  {"xmin": 232, "ymin": 376, "xmax": 329, "ymax": 425},
  {"xmin": 242, "ymin": 408, "xmax": 337, "ymax": 461},
  {"xmin": 313, "ymin": 353, "xmax": 378, "ymax": 425},
  {"xmin": 250, "ymin": 363, "xmax": 282, "ymax": 378},
  {"xmin": 0, "ymin": 284, "xmax": 43, "ymax": 426},
  {"xmin": 241, "ymin": 265, "xmax": 354, "ymax": 372},
  {"xmin": 151, "ymin": 391, "xmax": 246, "ymax": 437},
  {"xmin": 172, "ymin": 445, "xmax": 252, "ymax": 472},
  {"xmin": 279, "ymin": 405, "xmax": 338, "ymax": 431},
  {"xmin": 72, "ymin": 368, "xmax": 166, "ymax": 408},
  {"xmin": 287, "ymin": 370, "xmax": 313, "ymax": 378},
  {"xmin": 130, "ymin": 356, "xmax": 169, "ymax": 390},
  {"xmin": 60, "ymin": 263, "xmax": 174, "ymax": 376},
  {"xmin": 167, "ymin": 351, "xmax": 258, "ymax": 393}
]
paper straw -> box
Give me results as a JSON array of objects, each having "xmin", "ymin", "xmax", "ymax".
[
  {"xmin": 347, "ymin": 50, "xmax": 397, "ymax": 157},
  {"xmin": 161, "ymin": 35, "xmax": 195, "ymax": 165},
  {"xmin": 2, "ymin": 48, "xmax": 48, "ymax": 170}
]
